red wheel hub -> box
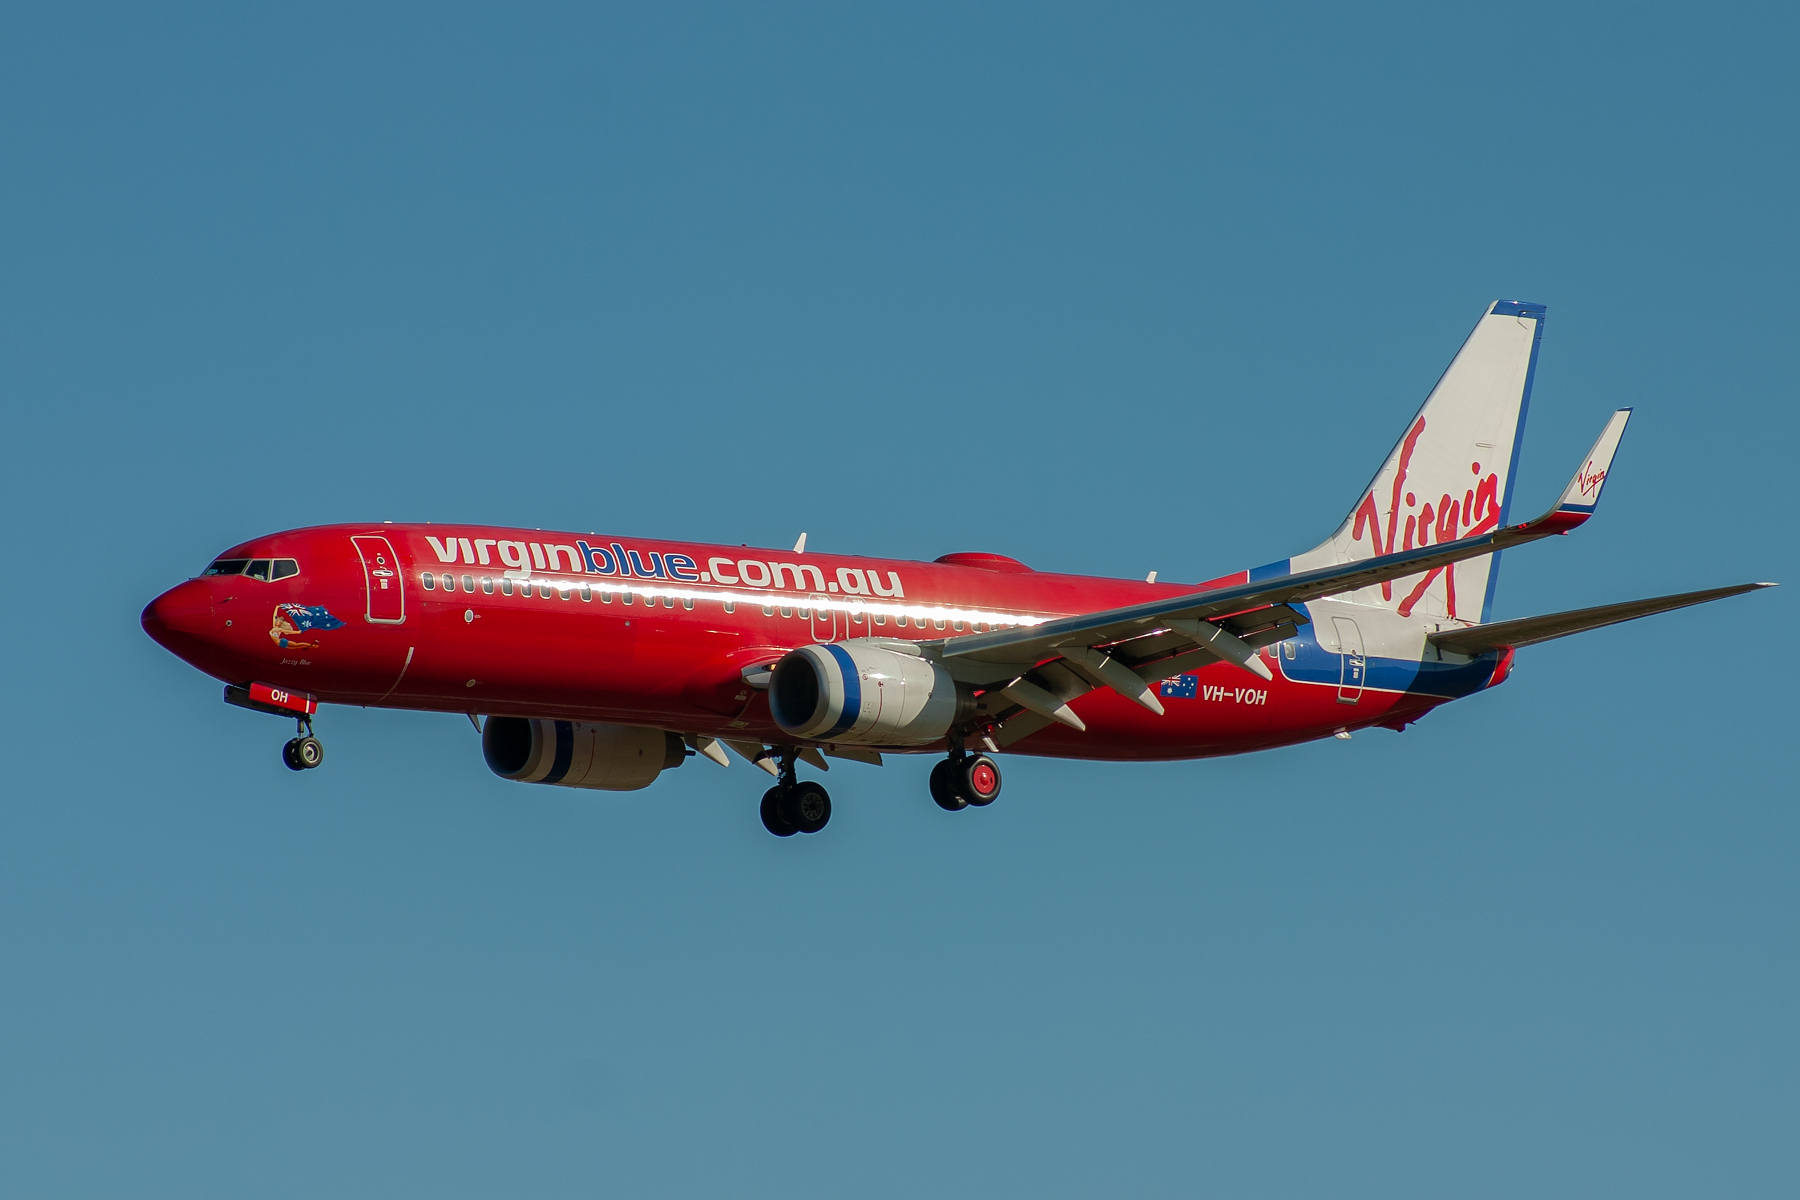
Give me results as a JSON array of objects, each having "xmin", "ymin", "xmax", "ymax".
[{"xmin": 970, "ymin": 761, "xmax": 998, "ymax": 797}]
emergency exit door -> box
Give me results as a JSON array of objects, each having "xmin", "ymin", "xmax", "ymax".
[
  {"xmin": 351, "ymin": 535, "xmax": 406, "ymax": 624},
  {"xmin": 808, "ymin": 597, "xmax": 838, "ymax": 642}
]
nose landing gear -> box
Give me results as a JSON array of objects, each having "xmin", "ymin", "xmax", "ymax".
[
  {"xmin": 758, "ymin": 749, "xmax": 832, "ymax": 836},
  {"xmin": 282, "ymin": 716, "xmax": 325, "ymax": 771}
]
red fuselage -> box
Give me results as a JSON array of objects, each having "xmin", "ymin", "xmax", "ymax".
[{"xmin": 141, "ymin": 523, "xmax": 1457, "ymax": 760}]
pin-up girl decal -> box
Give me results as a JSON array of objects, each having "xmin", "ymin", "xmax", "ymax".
[{"xmin": 270, "ymin": 603, "xmax": 346, "ymax": 649}]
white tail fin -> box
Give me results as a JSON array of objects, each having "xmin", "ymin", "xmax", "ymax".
[{"xmin": 1288, "ymin": 300, "xmax": 1545, "ymax": 623}]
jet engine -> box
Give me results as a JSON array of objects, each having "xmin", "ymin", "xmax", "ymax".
[
  {"xmin": 769, "ymin": 640, "xmax": 976, "ymax": 746},
  {"xmin": 482, "ymin": 717, "xmax": 685, "ymax": 791}
]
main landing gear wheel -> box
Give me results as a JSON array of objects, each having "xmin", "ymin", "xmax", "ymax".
[
  {"xmin": 761, "ymin": 780, "xmax": 832, "ymax": 837},
  {"xmin": 931, "ymin": 753, "xmax": 1002, "ymax": 810},
  {"xmin": 930, "ymin": 759, "xmax": 967, "ymax": 811},
  {"xmin": 787, "ymin": 781, "xmax": 832, "ymax": 834},
  {"xmin": 959, "ymin": 754, "xmax": 1001, "ymax": 806},
  {"xmin": 761, "ymin": 787, "xmax": 797, "ymax": 837},
  {"xmin": 283, "ymin": 736, "xmax": 324, "ymax": 771}
]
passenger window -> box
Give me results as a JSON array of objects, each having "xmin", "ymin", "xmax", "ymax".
[
  {"xmin": 580, "ymin": 584, "xmax": 591, "ymax": 602},
  {"xmin": 934, "ymin": 619, "xmax": 946, "ymax": 630},
  {"xmin": 423, "ymin": 572, "xmax": 437, "ymax": 590},
  {"xmin": 601, "ymin": 590, "xmax": 613, "ymax": 604},
  {"xmin": 852, "ymin": 612, "xmax": 863, "ymax": 624},
  {"xmin": 798, "ymin": 606, "xmax": 811, "ymax": 619},
  {"xmin": 779, "ymin": 606, "xmax": 793, "ymax": 618},
  {"xmin": 873, "ymin": 613, "xmax": 884, "ymax": 626},
  {"xmin": 663, "ymin": 595, "xmax": 674, "ymax": 609},
  {"xmin": 245, "ymin": 559, "xmax": 272, "ymax": 581},
  {"xmin": 682, "ymin": 597, "xmax": 694, "ymax": 610},
  {"xmin": 559, "ymin": 584, "xmax": 571, "ymax": 600},
  {"xmin": 271, "ymin": 559, "xmax": 299, "ymax": 580},
  {"xmin": 953, "ymin": 620, "xmax": 965, "ymax": 632},
  {"xmin": 723, "ymin": 600, "xmax": 735, "ymax": 614},
  {"xmin": 623, "ymin": 591, "xmax": 634, "ymax": 605},
  {"xmin": 202, "ymin": 558, "xmax": 248, "ymax": 576},
  {"xmin": 895, "ymin": 615, "xmax": 908, "ymax": 628},
  {"xmin": 500, "ymin": 579, "xmax": 513, "ymax": 596},
  {"xmin": 481, "ymin": 577, "xmax": 494, "ymax": 594},
  {"xmin": 762, "ymin": 604, "xmax": 774, "ymax": 617},
  {"xmin": 462, "ymin": 574, "xmax": 474, "ymax": 592},
  {"xmin": 1284, "ymin": 640, "xmax": 1296, "ymax": 660}
]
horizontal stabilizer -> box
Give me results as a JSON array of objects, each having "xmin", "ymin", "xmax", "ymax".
[{"xmin": 1428, "ymin": 582, "xmax": 1774, "ymax": 657}]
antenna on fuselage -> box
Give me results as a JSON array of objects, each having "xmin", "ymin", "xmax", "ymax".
[{"xmin": 793, "ymin": 532, "xmax": 808, "ymax": 553}]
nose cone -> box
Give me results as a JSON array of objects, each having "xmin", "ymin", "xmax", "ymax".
[{"xmin": 141, "ymin": 580, "xmax": 214, "ymax": 654}]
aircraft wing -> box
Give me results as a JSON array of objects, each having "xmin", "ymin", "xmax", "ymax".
[
  {"xmin": 1427, "ymin": 583, "xmax": 1774, "ymax": 657},
  {"xmin": 921, "ymin": 411, "xmax": 1636, "ymax": 739}
]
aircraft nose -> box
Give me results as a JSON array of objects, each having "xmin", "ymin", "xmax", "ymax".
[{"xmin": 141, "ymin": 580, "xmax": 214, "ymax": 650}]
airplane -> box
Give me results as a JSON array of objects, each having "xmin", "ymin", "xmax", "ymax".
[{"xmin": 142, "ymin": 301, "xmax": 1772, "ymax": 837}]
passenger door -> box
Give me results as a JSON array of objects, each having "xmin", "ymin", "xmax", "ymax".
[
  {"xmin": 1333, "ymin": 616, "xmax": 1365, "ymax": 703},
  {"xmin": 351, "ymin": 535, "xmax": 406, "ymax": 624}
]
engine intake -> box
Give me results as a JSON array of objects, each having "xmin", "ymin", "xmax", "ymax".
[
  {"xmin": 482, "ymin": 718, "xmax": 684, "ymax": 791},
  {"xmin": 769, "ymin": 640, "xmax": 973, "ymax": 745}
]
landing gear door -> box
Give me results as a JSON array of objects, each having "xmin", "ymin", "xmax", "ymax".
[
  {"xmin": 1333, "ymin": 616, "xmax": 1365, "ymax": 703},
  {"xmin": 351, "ymin": 535, "xmax": 406, "ymax": 624}
]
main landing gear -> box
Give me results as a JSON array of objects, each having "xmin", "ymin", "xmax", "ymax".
[
  {"xmin": 282, "ymin": 716, "xmax": 325, "ymax": 772},
  {"xmin": 759, "ymin": 749, "xmax": 831, "ymax": 837},
  {"xmin": 930, "ymin": 751, "xmax": 1002, "ymax": 811}
]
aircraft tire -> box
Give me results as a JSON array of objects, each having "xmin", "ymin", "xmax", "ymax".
[
  {"xmin": 958, "ymin": 754, "xmax": 1001, "ymax": 806},
  {"xmin": 930, "ymin": 760, "xmax": 967, "ymax": 811},
  {"xmin": 760, "ymin": 787, "xmax": 798, "ymax": 837},
  {"xmin": 295, "ymin": 736, "xmax": 325, "ymax": 769},
  {"xmin": 282, "ymin": 739, "xmax": 306, "ymax": 771},
  {"xmin": 788, "ymin": 781, "xmax": 831, "ymax": 834}
]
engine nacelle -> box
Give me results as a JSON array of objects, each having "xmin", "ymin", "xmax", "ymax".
[
  {"xmin": 482, "ymin": 717, "xmax": 685, "ymax": 791},
  {"xmin": 769, "ymin": 640, "xmax": 973, "ymax": 746}
]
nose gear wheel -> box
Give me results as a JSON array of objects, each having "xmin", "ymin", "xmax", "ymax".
[{"xmin": 283, "ymin": 735, "xmax": 324, "ymax": 771}]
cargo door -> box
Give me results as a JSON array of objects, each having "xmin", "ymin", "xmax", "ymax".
[{"xmin": 351, "ymin": 535, "xmax": 406, "ymax": 624}]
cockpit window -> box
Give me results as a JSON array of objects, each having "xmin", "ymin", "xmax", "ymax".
[{"xmin": 203, "ymin": 557, "xmax": 299, "ymax": 580}]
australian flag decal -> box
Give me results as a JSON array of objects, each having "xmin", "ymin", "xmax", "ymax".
[
  {"xmin": 280, "ymin": 604, "xmax": 344, "ymax": 632},
  {"xmin": 1159, "ymin": 674, "xmax": 1198, "ymax": 699}
]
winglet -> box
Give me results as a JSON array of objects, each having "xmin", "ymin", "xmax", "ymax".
[{"xmin": 1530, "ymin": 408, "xmax": 1631, "ymax": 535}]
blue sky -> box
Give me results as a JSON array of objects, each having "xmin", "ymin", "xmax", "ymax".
[{"xmin": 2, "ymin": 4, "xmax": 1795, "ymax": 1197}]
